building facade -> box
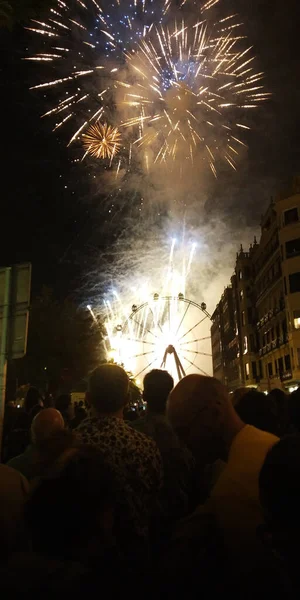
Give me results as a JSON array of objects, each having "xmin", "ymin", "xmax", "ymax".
[{"xmin": 211, "ymin": 182, "xmax": 300, "ymax": 393}]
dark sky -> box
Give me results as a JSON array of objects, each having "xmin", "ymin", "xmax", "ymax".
[{"xmin": 1, "ymin": 0, "xmax": 299, "ymax": 295}]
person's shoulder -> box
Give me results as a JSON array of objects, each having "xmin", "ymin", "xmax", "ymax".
[
  {"xmin": 6, "ymin": 454, "xmax": 24, "ymax": 472},
  {"xmin": 128, "ymin": 425, "xmax": 161, "ymax": 457},
  {"xmin": 0, "ymin": 463, "xmax": 22, "ymax": 477},
  {"xmin": 239, "ymin": 424, "xmax": 279, "ymax": 446},
  {"xmin": 123, "ymin": 420, "xmax": 156, "ymax": 442},
  {"xmin": 0, "ymin": 463, "xmax": 29, "ymax": 493}
]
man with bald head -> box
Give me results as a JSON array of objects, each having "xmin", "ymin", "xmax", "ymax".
[
  {"xmin": 7, "ymin": 408, "xmax": 66, "ymax": 480},
  {"xmin": 167, "ymin": 375, "xmax": 279, "ymax": 574}
]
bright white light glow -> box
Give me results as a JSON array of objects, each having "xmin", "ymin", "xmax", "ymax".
[{"xmin": 97, "ymin": 239, "xmax": 212, "ymax": 382}]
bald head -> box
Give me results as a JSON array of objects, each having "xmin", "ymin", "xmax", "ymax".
[
  {"xmin": 167, "ymin": 375, "xmax": 242, "ymax": 462},
  {"xmin": 31, "ymin": 409, "xmax": 65, "ymax": 447}
]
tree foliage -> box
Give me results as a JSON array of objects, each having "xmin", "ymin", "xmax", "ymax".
[{"xmin": 15, "ymin": 287, "xmax": 103, "ymax": 393}]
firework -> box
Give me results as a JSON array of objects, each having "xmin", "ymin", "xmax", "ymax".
[
  {"xmin": 91, "ymin": 238, "xmax": 212, "ymax": 382},
  {"xmin": 27, "ymin": 0, "xmax": 268, "ymax": 175},
  {"xmin": 120, "ymin": 18, "xmax": 269, "ymax": 174},
  {"xmin": 82, "ymin": 122, "xmax": 121, "ymax": 158}
]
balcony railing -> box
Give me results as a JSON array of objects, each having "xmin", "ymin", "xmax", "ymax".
[
  {"xmin": 256, "ymin": 303, "xmax": 285, "ymax": 329},
  {"xmin": 281, "ymin": 371, "xmax": 293, "ymax": 382},
  {"xmin": 259, "ymin": 335, "xmax": 289, "ymax": 356}
]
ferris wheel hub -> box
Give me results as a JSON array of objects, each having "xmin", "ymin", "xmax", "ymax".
[
  {"xmin": 166, "ymin": 344, "xmax": 175, "ymax": 354},
  {"xmin": 120, "ymin": 295, "xmax": 212, "ymax": 382}
]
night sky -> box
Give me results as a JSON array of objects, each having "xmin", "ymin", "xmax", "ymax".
[{"xmin": 1, "ymin": 0, "xmax": 299, "ymax": 296}]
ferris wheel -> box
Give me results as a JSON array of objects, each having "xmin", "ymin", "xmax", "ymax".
[{"xmin": 118, "ymin": 294, "xmax": 212, "ymax": 382}]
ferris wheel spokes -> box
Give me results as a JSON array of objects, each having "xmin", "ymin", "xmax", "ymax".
[
  {"xmin": 120, "ymin": 296, "xmax": 212, "ymax": 382},
  {"xmin": 177, "ymin": 315, "xmax": 208, "ymax": 342},
  {"xmin": 175, "ymin": 300, "xmax": 191, "ymax": 337},
  {"xmin": 182, "ymin": 349, "xmax": 212, "ymax": 357},
  {"xmin": 134, "ymin": 356, "xmax": 160, "ymax": 379},
  {"xmin": 182, "ymin": 354, "xmax": 210, "ymax": 377},
  {"xmin": 180, "ymin": 336, "xmax": 211, "ymax": 345}
]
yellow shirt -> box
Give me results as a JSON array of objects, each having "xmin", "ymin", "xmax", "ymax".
[{"xmin": 206, "ymin": 425, "xmax": 279, "ymax": 564}]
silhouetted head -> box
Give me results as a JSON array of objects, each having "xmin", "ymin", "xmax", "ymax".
[
  {"xmin": 231, "ymin": 387, "xmax": 250, "ymax": 407},
  {"xmin": 24, "ymin": 387, "xmax": 42, "ymax": 414},
  {"xmin": 87, "ymin": 364, "xmax": 129, "ymax": 416},
  {"xmin": 235, "ymin": 390, "xmax": 278, "ymax": 434},
  {"xmin": 268, "ymin": 388, "xmax": 286, "ymax": 406},
  {"xmin": 143, "ymin": 369, "xmax": 174, "ymax": 415},
  {"xmin": 167, "ymin": 374, "xmax": 243, "ymax": 463},
  {"xmin": 55, "ymin": 394, "xmax": 74, "ymax": 421},
  {"xmin": 31, "ymin": 408, "xmax": 65, "ymax": 448}
]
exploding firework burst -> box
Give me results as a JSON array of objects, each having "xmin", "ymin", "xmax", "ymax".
[
  {"xmin": 27, "ymin": 0, "xmax": 268, "ymax": 175},
  {"xmin": 82, "ymin": 122, "xmax": 121, "ymax": 158},
  {"xmin": 120, "ymin": 18, "xmax": 269, "ymax": 174}
]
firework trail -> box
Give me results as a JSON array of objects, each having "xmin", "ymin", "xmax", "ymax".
[
  {"xmin": 89, "ymin": 237, "xmax": 213, "ymax": 382},
  {"xmin": 27, "ymin": 0, "xmax": 269, "ymax": 177}
]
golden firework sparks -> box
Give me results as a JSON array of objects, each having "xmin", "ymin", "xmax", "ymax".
[
  {"xmin": 82, "ymin": 122, "xmax": 121, "ymax": 159},
  {"xmin": 28, "ymin": 0, "xmax": 269, "ymax": 175}
]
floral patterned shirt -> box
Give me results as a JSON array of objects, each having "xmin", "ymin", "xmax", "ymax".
[{"xmin": 75, "ymin": 416, "xmax": 163, "ymax": 538}]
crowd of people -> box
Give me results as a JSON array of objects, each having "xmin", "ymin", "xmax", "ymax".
[{"xmin": 1, "ymin": 365, "xmax": 300, "ymax": 596}]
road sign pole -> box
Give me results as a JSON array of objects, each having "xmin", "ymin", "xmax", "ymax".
[{"xmin": 0, "ymin": 267, "xmax": 11, "ymax": 455}]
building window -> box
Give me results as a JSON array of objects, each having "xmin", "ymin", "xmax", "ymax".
[
  {"xmin": 243, "ymin": 336, "xmax": 248, "ymax": 354},
  {"xmin": 245, "ymin": 363, "xmax": 250, "ymax": 380},
  {"xmin": 271, "ymin": 327, "xmax": 275, "ymax": 341},
  {"xmin": 289, "ymin": 272, "xmax": 300, "ymax": 293},
  {"xmin": 239, "ymin": 269, "xmax": 243, "ymax": 280},
  {"xmin": 294, "ymin": 310, "xmax": 300, "ymax": 329},
  {"xmin": 285, "ymin": 237, "xmax": 300, "ymax": 259},
  {"xmin": 250, "ymin": 334, "xmax": 255, "ymax": 352},
  {"xmin": 241, "ymin": 311, "xmax": 246, "ymax": 326},
  {"xmin": 284, "ymin": 207, "xmax": 298, "ymax": 226},
  {"xmin": 278, "ymin": 357, "xmax": 284, "ymax": 375},
  {"xmin": 239, "ymin": 289, "xmax": 244, "ymax": 301},
  {"xmin": 275, "ymin": 359, "xmax": 278, "ymax": 374},
  {"xmin": 267, "ymin": 362, "xmax": 273, "ymax": 377},
  {"xmin": 259, "ymin": 360, "xmax": 263, "ymax": 378},
  {"xmin": 285, "ymin": 354, "xmax": 291, "ymax": 371},
  {"xmin": 252, "ymin": 361, "xmax": 257, "ymax": 379},
  {"xmin": 297, "ymin": 348, "xmax": 300, "ymax": 368}
]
